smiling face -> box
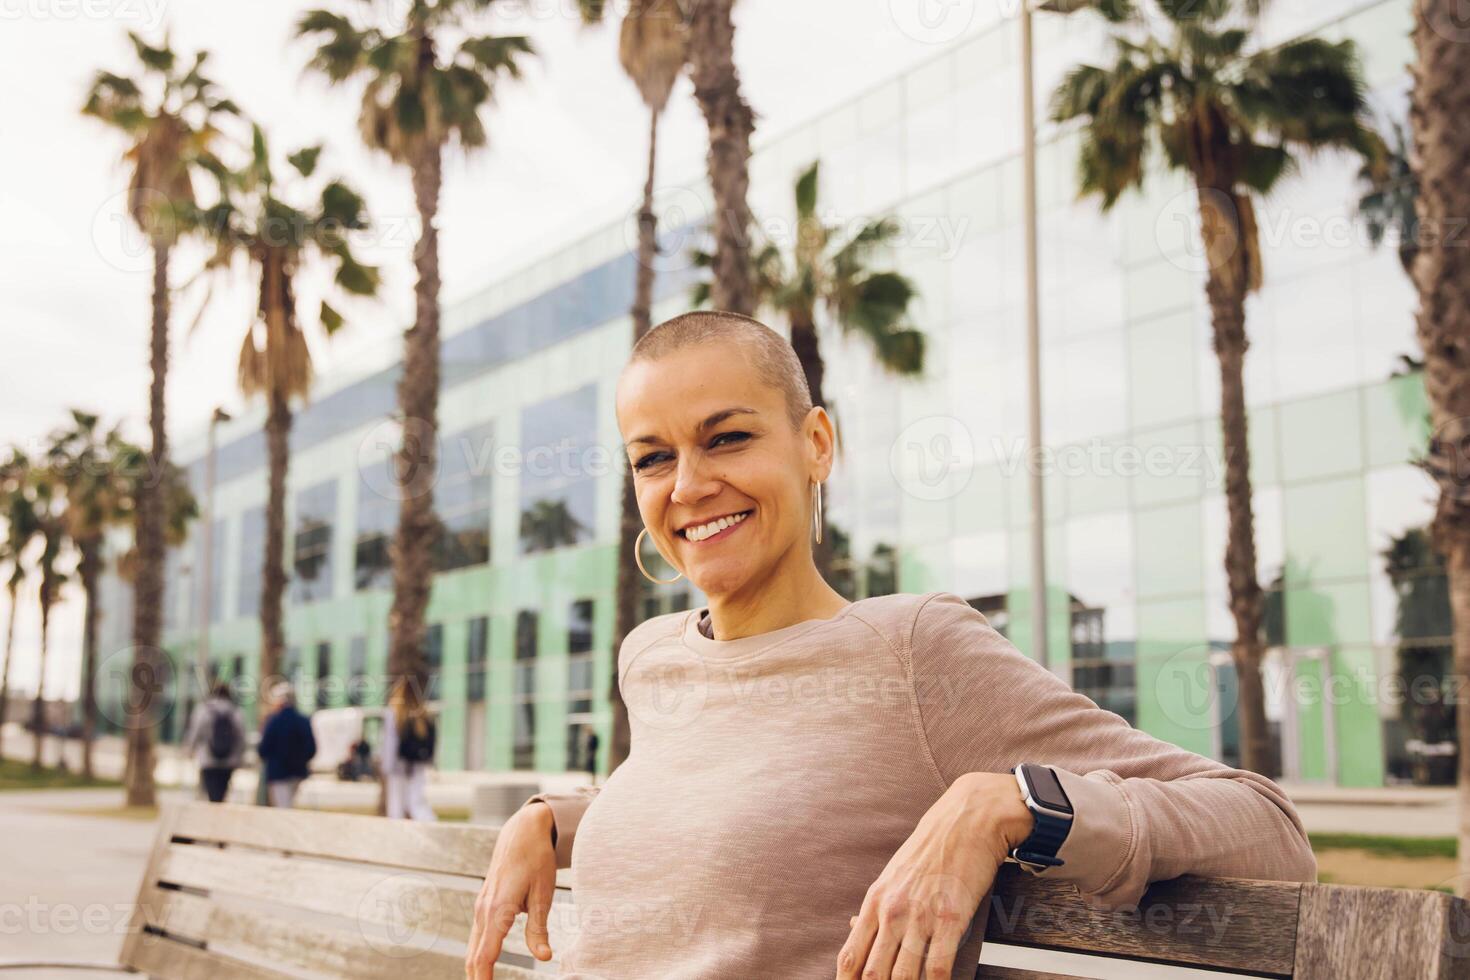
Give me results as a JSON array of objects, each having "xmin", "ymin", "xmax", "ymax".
[{"xmin": 616, "ymin": 338, "xmax": 833, "ymax": 600}]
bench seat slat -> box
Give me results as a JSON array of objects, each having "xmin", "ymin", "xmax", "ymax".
[
  {"xmin": 1294, "ymin": 882, "xmax": 1470, "ymax": 979},
  {"xmin": 125, "ymin": 934, "xmax": 289, "ymax": 980},
  {"xmin": 975, "ymin": 967, "xmax": 1089, "ymax": 979},
  {"xmin": 142, "ymin": 887, "xmax": 472, "ymax": 980},
  {"xmin": 153, "ymin": 840, "xmax": 579, "ymax": 958},
  {"xmin": 984, "ymin": 866, "xmax": 1299, "ymax": 977}
]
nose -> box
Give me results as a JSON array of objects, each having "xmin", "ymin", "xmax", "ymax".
[{"xmin": 669, "ymin": 452, "xmax": 720, "ymax": 509}]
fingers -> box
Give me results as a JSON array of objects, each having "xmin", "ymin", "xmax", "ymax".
[
  {"xmin": 524, "ymin": 869, "xmax": 555, "ymax": 961},
  {"xmin": 836, "ymin": 908, "xmax": 878, "ymax": 979},
  {"xmin": 466, "ymin": 889, "xmax": 515, "ymax": 980}
]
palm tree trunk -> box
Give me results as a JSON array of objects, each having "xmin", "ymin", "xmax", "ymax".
[
  {"xmin": 387, "ymin": 137, "xmax": 444, "ymax": 703},
  {"xmin": 0, "ymin": 582, "xmax": 17, "ymax": 733},
  {"xmin": 79, "ymin": 540, "xmax": 101, "ymax": 780},
  {"xmin": 259, "ymin": 385, "xmax": 290, "ymax": 723},
  {"xmin": 611, "ymin": 109, "xmax": 664, "ymax": 774},
  {"xmin": 1197, "ymin": 185, "xmax": 1273, "ymax": 779},
  {"xmin": 31, "ymin": 595, "xmax": 53, "ymax": 769},
  {"xmin": 124, "ymin": 239, "xmax": 171, "ymax": 808},
  {"xmin": 1411, "ymin": 0, "xmax": 1470, "ymax": 896},
  {"xmin": 787, "ymin": 307, "xmax": 835, "ymax": 580},
  {"xmin": 687, "ymin": 0, "xmax": 755, "ymax": 315}
]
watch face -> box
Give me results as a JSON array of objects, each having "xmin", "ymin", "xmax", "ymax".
[{"xmin": 1025, "ymin": 764, "xmax": 1073, "ymax": 814}]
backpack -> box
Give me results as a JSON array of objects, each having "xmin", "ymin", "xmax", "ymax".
[
  {"xmin": 207, "ymin": 704, "xmax": 239, "ymax": 760},
  {"xmin": 397, "ymin": 714, "xmax": 437, "ymax": 764}
]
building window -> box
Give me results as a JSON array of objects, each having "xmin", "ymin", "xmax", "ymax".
[
  {"xmin": 292, "ymin": 480, "xmax": 337, "ymax": 604},
  {"xmin": 513, "ymin": 610, "xmax": 538, "ymax": 770},
  {"xmin": 467, "ymin": 616, "xmax": 489, "ymax": 703},
  {"xmin": 354, "ymin": 458, "xmax": 396, "ymax": 592},
  {"xmin": 966, "ymin": 594, "xmax": 1009, "ymax": 638},
  {"xmin": 567, "ymin": 599, "xmax": 595, "ymax": 770},
  {"xmin": 435, "ymin": 422, "xmax": 494, "ymax": 572},
  {"xmin": 347, "ymin": 636, "xmax": 367, "ymax": 707},
  {"xmin": 283, "ymin": 645, "xmax": 300, "ymax": 691},
  {"xmin": 237, "ymin": 505, "xmax": 266, "ymax": 619},
  {"xmin": 315, "ymin": 641, "xmax": 332, "ymax": 710},
  {"xmin": 519, "ymin": 385, "xmax": 598, "ymax": 555},
  {"xmin": 1069, "ymin": 596, "xmax": 1136, "ymax": 726},
  {"xmin": 426, "ymin": 623, "xmax": 444, "ymax": 702}
]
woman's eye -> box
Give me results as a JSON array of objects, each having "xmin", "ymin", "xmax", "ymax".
[
  {"xmin": 712, "ymin": 431, "xmax": 749, "ymax": 447},
  {"xmin": 633, "ymin": 453, "xmax": 667, "ymax": 472}
]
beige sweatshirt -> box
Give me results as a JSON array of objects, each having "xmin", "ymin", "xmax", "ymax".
[{"xmin": 522, "ymin": 591, "xmax": 1316, "ymax": 979}]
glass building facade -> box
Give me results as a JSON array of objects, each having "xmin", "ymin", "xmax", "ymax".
[{"xmin": 94, "ymin": 0, "xmax": 1440, "ymax": 786}]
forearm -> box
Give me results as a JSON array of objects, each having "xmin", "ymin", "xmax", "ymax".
[{"xmin": 1041, "ymin": 766, "xmax": 1316, "ymax": 908}]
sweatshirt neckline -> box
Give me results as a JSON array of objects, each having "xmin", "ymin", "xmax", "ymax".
[{"xmin": 681, "ymin": 599, "xmax": 863, "ymax": 661}]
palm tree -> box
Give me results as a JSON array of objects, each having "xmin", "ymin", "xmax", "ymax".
[
  {"xmin": 1049, "ymin": 0, "xmax": 1381, "ymax": 776},
  {"xmin": 188, "ymin": 125, "xmax": 380, "ymax": 722},
  {"xmin": 694, "ymin": 160, "xmax": 925, "ymax": 580},
  {"xmin": 27, "ymin": 463, "xmax": 68, "ymax": 770},
  {"xmin": 82, "ymin": 32, "xmax": 237, "ymax": 807},
  {"xmin": 1409, "ymin": 0, "xmax": 1470, "ymax": 892},
  {"xmin": 1357, "ymin": 118, "xmax": 1420, "ymax": 278},
  {"xmin": 581, "ymin": 0, "xmax": 756, "ymax": 313},
  {"xmin": 298, "ymin": 1, "xmax": 533, "ymax": 701},
  {"xmin": 574, "ymin": 0, "xmax": 687, "ymax": 772},
  {"xmin": 0, "ymin": 450, "xmax": 39, "ymax": 737},
  {"xmin": 46, "ymin": 412, "xmax": 133, "ymax": 779}
]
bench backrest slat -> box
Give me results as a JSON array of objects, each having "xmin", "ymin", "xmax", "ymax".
[
  {"xmin": 984, "ymin": 865, "xmax": 1300, "ymax": 976},
  {"xmin": 1294, "ymin": 881, "xmax": 1470, "ymax": 979}
]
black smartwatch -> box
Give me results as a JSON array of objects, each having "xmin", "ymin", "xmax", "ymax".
[{"xmin": 1009, "ymin": 763, "xmax": 1074, "ymax": 874}]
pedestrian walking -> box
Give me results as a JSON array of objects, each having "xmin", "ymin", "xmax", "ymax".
[
  {"xmin": 184, "ymin": 681, "xmax": 247, "ymax": 803},
  {"xmin": 382, "ymin": 676, "xmax": 437, "ymax": 821},
  {"xmin": 256, "ymin": 681, "xmax": 316, "ymax": 808}
]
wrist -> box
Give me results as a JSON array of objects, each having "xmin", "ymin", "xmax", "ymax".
[
  {"xmin": 956, "ymin": 771, "xmax": 1035, "ymax": 859},
  {"xmin": 523, "ymin": 800, "xmax": 556, "ymax": 847}
]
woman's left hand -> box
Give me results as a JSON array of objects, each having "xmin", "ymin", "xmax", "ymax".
[{"xmin": 836, "ymin": 771, "xmax": 1034, "ymax": 980}]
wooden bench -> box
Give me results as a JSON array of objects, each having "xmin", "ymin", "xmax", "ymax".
[{"xmin": 7, "ymin": 800, "xmax": 1469, "ymax": 978}]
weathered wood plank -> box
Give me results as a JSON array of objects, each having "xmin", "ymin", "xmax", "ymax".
[
  {"xmin": 143, "ymin": 887, "xmax": 470, "ymax": 979},
  {"xmin": 1294, "ymin": 881, "xmax": 1470, "ymax": 979},
  {"xmin": 125, "ymin": 933, "xmax": 288, "ymax": 980},
  {"xmin": 118, "ymin": 801, "xmax": 184, "ymax": 969},
  {"xmin": 983, "ymin": 866, "xmax": 1300, "ymax": 977},
  {"xmin": 154, "ymin": 841, "xmax": 579, "ymax": 954},
  {"xmin": 173, "ymin": 802, "xmax": 499, "ymax": 878}
]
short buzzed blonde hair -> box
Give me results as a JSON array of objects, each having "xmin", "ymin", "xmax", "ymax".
[{"xmin": 626, "ymin": 311, "xmax": 814, "ymax": 432}]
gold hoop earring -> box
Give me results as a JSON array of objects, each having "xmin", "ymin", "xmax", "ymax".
[
  {"xmin": 635, "ymin": 527, "xmax": 683, "ymax": 584},
  {"xmin": 812, "ymin": 479, "xmax": 824, "ymax": 545}
]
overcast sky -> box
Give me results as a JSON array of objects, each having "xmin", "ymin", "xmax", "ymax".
[{"xmin": 1, "ymin": 0, "xmax": 1000, "ymax": 699}]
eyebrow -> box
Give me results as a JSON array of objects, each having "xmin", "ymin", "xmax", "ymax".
[{"xmin": 627, "ymin": 407, "xmax": 760, "ymax": 448}]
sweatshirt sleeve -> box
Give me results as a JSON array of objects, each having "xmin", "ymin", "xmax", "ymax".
[
  {"xmin": 907, "ymin": 591, "xmax": 1317, "ymax": 909},
  {"xmin": 521, "ymin": 786, "xmax": 600, "ymax": 870}
]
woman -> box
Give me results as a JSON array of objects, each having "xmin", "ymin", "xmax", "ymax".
[
  {"xmin": 183, "ymin": 681, "xmax": 246, "ymax": 803},
  {"xmin": 382, "ymin": 675, "xmax": 437, "ymax": 821},
  {"xmin": 465, "ymin": 311, "xmax": 1316, "ymax": 979}
]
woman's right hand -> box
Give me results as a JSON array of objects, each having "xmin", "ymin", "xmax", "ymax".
[{"xmin": 465, "ymin": 801, "xmax": 559, "ymax": 979}]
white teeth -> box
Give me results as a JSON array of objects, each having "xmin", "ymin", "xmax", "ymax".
[{"xmin": 685, "ymin": 510, "xmax": 749, "ymax": 542}]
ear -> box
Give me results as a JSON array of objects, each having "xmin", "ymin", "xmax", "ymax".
[{"xmin": 805, "ymin": 405, "xmax": 837, "ymax": 483}]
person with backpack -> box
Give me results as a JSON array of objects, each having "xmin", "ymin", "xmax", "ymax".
[
  {"xmin": 184, "ymin": 681, "xmax": 247, "ymax": 803},
  {"xmin": 255, "ymin": 681, "xmax": 316, "ymax": 808},
  {"xmin": 381, "ymin": 675, "xmax": 437, "ymax": 821}
]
